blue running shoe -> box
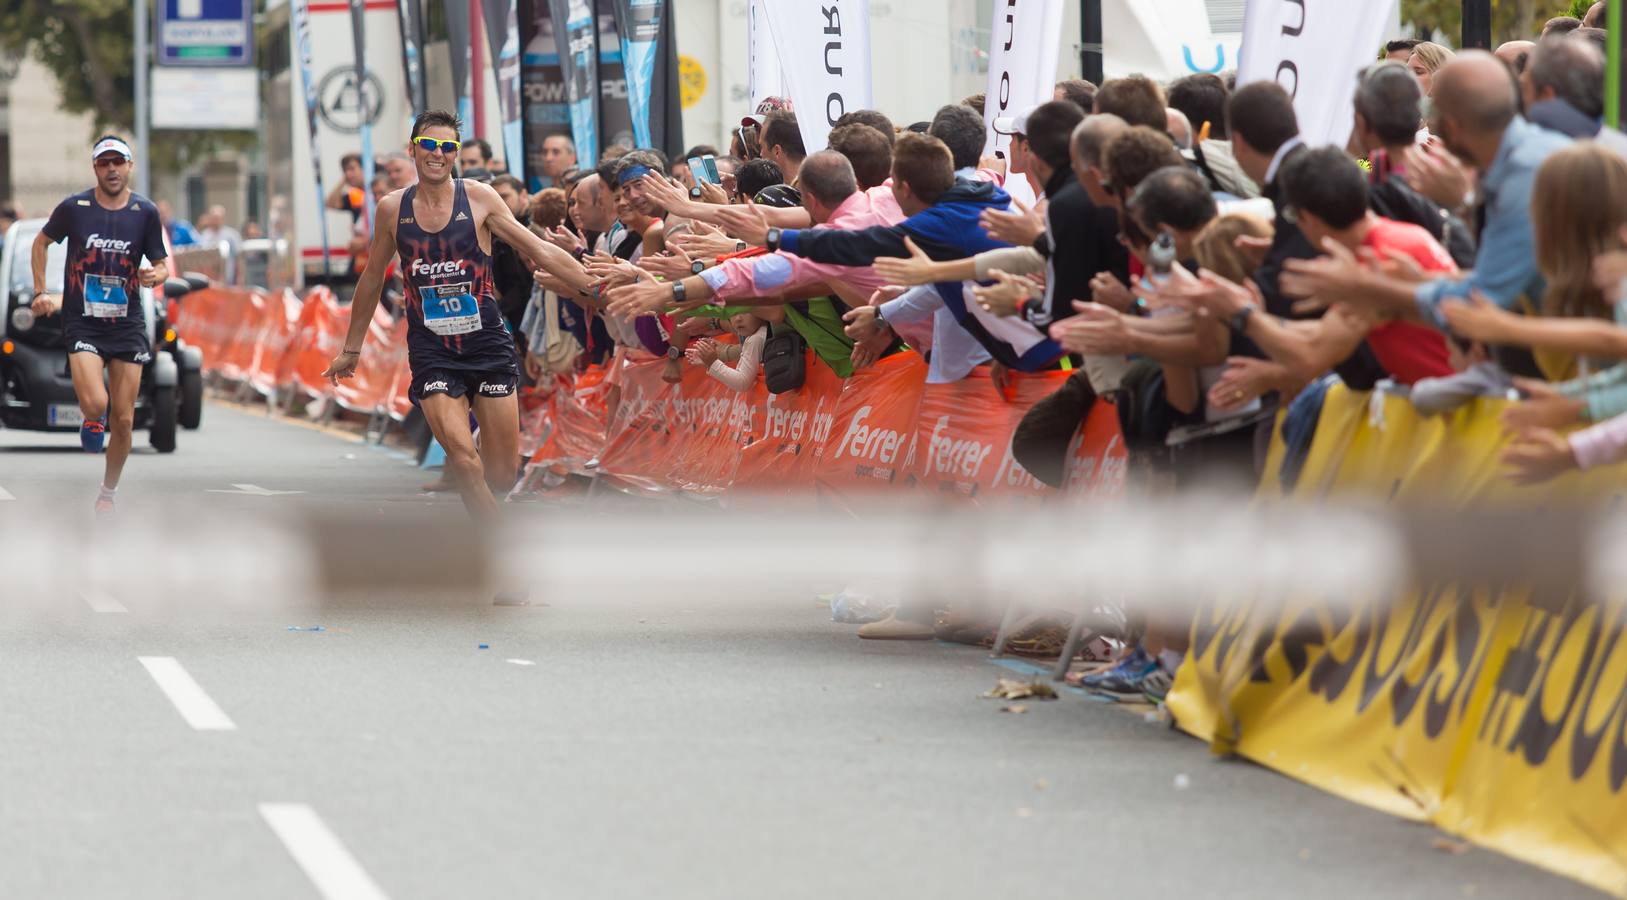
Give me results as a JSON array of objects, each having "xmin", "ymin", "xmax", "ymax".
[
  {"xmin": 1082, "ymin": 646, "xmax": 1158, "ymax": 697},
  {"xmin": 80, "ymin": 416, "xmax": 107, "ymax": 453}
]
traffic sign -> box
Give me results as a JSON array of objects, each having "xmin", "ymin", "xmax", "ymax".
[{"xmin": 157, "ymin": 0, "xmax": 254, "ymax": 67}]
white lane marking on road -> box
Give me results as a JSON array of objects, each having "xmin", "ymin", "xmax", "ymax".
[
  {"xmin": 82, "ymin": 590, "xmax": 128, "ymax": 613},
  {"xmin": 259, "ymin": 803, "xmax": 391, "ymax": 900},
  {"xmin": 137, "ymin": 656, "xmax": 236, "ymax": 731},
  {"xmin": 505, "ymin": 658, "xmax": 536, "ymax": 666},
  {"xmin": 0, "ymin": 484, "xmax": 13, "ymax": 500},
  {"xmin": 207, "ymin": 483, "xmax": 306, "ymax": 496}
]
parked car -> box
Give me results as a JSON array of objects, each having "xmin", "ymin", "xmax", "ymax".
[{"xmin": 0, "ymin": 218, "xmax": 205, "ymax": 452}]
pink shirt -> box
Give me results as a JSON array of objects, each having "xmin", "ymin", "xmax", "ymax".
[
  {"xmin": 1570, "ymin": 412, "xmax": 1627, "ymax": 471},
  {"xmin": 699, "ymin": 189, "xmax": 906, "ymax": 303}
]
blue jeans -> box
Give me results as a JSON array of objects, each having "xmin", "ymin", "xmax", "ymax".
[{"xmin": 1279, "ymin": 374, "xmax": 1338, "ymax": 491}]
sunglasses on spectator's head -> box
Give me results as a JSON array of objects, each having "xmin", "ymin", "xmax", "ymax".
[{"xmin": 414, "ymin": 137, "xmax": 462, "ymax": 155}]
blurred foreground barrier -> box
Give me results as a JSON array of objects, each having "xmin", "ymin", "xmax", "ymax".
[{"xmin": 1168, "ymin": 384, "xmax": 1627, "ymax": 895}]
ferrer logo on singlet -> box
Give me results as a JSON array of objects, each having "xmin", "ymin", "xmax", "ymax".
[
  {"xmin": 412, "ymin": 259, "xmax": 466, "ymax": 277},
  {"xmin": 85, "ymin": 233, "xmax": 133, "ymax": 254}
]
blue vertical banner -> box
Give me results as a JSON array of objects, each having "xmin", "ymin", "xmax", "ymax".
[
  {"xmin": 521, "ymin": 1, "xmax": 571, "ymax": 190},
  {"xmin": 548, "ymin": 0, "xmax": 601, "ymax": 169},
  {"xmin": 594, "ymin": 0, "xmax": 633, "ymax": 151},
  {"xmin": 610, "ymin": 0, "xmax": 661, "ymax": 149},
  {"xmin": 291, "ymin": 0, "xmax": 332, "ymax": 272},
  {"xmin": 397, "ymin": 0, "xmax": 428, "ymax": 118},
  {"xmin": 481, "ymin": 0, "xmax": 525, "ymax": 173},
  {"xmin": 443, "ymin": 0, "xmax": 475, "ymax": 137},
  {"xmin": 348, "ymin": 0, "xmax": 376, "ymax": 229}
]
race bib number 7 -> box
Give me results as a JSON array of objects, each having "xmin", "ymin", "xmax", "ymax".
[
  {"xmin": 84, "ymin": 275, "xmax": 130, "ymax": 319},
  {"xmin": 420, "ymin": 282, "xmax": 481, "ymax": 336}
]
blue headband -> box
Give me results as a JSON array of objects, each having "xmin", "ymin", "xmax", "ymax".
[{"xmin": 617, "ymin": 164, "xmax": 654, "ymax": 186}]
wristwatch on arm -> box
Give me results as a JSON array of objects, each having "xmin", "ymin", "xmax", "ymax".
[
  {"xmin": 690, "ymin": 258, "xmax": 706, "ymax": 275},
  {"xmin": 672, "ymin": 279, "xmax": 688, "ymax": 304},
  {"xmin": 765, "ymin": 227, "xmax": 782, "ymax": 252},
  {"xmin": 1227, "ymin": 305, "xmax": 1255, "ymax": 335}
]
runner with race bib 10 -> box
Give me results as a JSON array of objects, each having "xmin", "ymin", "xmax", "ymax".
[
  {"xmin": 31, "ymin": 135, "xmax": 169, "ymax": 515},
  {"xmin": 323, "ymin": 110, "xmax": 597, "ymax": 602}
]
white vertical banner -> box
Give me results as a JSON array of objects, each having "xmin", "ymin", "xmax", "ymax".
[
  {"xmin": 981, "ymin": 0, "xmax": 1064, "ymax": 207},
  {"xmin": 747, "ymin": 0, "xmax": 784, "ymax": 110},
  {"xmin": 761, "ymin": 0, "xmax": 872, "ymax": 152},
  {"xmin": 1236, "ymin": 0, "xmax": 1399, "ymax": 147}
]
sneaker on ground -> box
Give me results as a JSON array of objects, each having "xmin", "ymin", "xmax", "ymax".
[
  {"xmin": 94, "ymin": 492, "xmax": 116, "ymax": 517},
  {"xmin": 1081, "ymin": 646, "xmax": 1157, "ymax": 696},
  {"xmin": 493, "ymin": 589, "xmax": 531, "ymax": 607},
  {"xmin": 1140, "ymin": 666, "xmax": 1175, "ymax": 704},
  {"xmin": 856, "ymin": 611, "xmax": 934, "ymax": 640},
  {"xmin": 80, "ymin": 417, "xmax": 107, "ymax": 453}
]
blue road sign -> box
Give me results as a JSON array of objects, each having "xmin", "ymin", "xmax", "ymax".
[{"xmin": 157, "ymin": 0, "xmax": 254, "ymax": 67}]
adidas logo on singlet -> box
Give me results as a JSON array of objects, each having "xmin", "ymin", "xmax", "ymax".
[{"xmin": 455, "ymin": 212, "xmax": 468, "ymax": 221}]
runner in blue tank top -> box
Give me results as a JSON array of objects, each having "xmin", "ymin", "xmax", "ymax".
[
  {"xmin": 31, "ymin": 135, "xmax": 170, "ymax": 515},
  {"xmin": 325, "ymin": 110, "xmax": 593, "ymax": 528}
]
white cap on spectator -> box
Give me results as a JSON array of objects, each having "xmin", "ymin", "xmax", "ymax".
[
  {"xmin": 991, "ymin": 106, "xmax": 1038, "ymax": 137},
  {"xmin": 92, "ymin": 137, "xmax": 133, "ymax": 161}
]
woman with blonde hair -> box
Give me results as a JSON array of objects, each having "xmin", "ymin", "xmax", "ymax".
[
  {"xmin": 1407, "ymin": 41, "xmax": 1456, "ymax": 98},
  {"xmin": 1443, "ymin": 143, "xmax": 1627, "ymax": 378}
]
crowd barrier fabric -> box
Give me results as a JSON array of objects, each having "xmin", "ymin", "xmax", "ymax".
[
  {"xmin": 179, "ymin": 290, "xmax": 1127, "ymax": 504},
  {"xmin": 1167, "ymin": 383, "xmax": 1627, "ymax": 895}
]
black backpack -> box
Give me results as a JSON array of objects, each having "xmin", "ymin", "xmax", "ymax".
[{"xmin": 762, "ymin": 324, "xmax": 807, "ymax": 393}]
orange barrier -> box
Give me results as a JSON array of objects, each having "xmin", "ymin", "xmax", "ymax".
[
  {"xmin": 519, "ymin": 349, "xmax": 1127, "ymax": 503},
  {"xmin": 178, "ymin": 285, "xmax": 1127, "ymax": 501}
]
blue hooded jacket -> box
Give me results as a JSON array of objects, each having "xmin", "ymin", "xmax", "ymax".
[{"xmin": 777, "ymin": 178, "xmax": 1066, "ymax": 371}]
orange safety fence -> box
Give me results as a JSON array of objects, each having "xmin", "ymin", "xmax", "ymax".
[
  {"xmin": 177, "ymin": 287, "xmax": 1128, "ymax": 501},
  {"xmin": 519, "ymin": 349, "xmax": 1128, "ymax": 503}
]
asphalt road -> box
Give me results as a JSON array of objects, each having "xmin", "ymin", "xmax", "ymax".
[{"xmin": 0, "ymin": 402, "xmax": 1607, "ymax": 899}]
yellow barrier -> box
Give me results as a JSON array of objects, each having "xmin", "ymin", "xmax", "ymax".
[{"xmin": 1168, "ymin": 384, "xmax": 1627, "ymax": 895}]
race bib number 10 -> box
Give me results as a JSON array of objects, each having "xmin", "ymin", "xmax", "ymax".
[
  {"xmin": 420, "ymin": 282, "xmax": 481, "ymax": 336},
  {"xmin": 84, "ymin": 275, "xmax": 129, "ymax": 319}
]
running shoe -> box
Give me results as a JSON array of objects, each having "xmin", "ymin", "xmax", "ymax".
[
  {"xmin": 1080, "ymin": 646, "xmax": 1157, "ymax": 697},
  {"xmin": 94, "ymin": 492, "xmax": 116, "ymax": 517},
  {"xmin": 80, "ymin": 417, "xmax": 107, "ymax": 453},
  {"xmin": 1140, "ymin": 666, "xmax": 1176, "ymax": 704}
]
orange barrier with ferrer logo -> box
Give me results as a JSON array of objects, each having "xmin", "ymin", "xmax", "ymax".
[
  {"xmin": 813, "ymin": 350, "xmax": 931, "ymax": 503},
  {"xmin": 912, "ymin": 368, "xmax": 1071, "ymax": 501},
  {"xmin": 732, "ymin": 355, "xmax": 842, "ymax": 495},
  {"xmin": 179, "ymin": 286, "xmax": 1128, "ymax": 506}
]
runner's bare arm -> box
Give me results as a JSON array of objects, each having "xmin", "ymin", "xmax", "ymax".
[
  {"xmin": 323, "ymin": 191, "xmax": 402, "ymax": 380},
  {"xmin": 138, "ymin": 258, "xmax": 169, "ymax": 287},
  {"xmin": 467, "ymin": 180, "xmax": 593, "ymax": 295},
  {"xmin": 30, "ymin": 231, "xmax": 59, "ymax": 316}
]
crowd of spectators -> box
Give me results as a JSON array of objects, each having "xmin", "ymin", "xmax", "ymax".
[{"xmin": 376, "ymin": 5, "xmax": 1627, "ymax": 701}]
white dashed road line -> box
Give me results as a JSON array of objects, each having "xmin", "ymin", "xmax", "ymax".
[
  {"xmin": 137, "ymin": 656, "xmax": 236, "ymax": 731},
  {"xmin": 259, "ymin": 803, "xmax": 391, "ymax": 900},
  {"xmin": 81, "ymin": 590, "xmax": 128, "ymax": 613}
]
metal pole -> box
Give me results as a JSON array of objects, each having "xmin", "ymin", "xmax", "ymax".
[
  {"xmin": 134, "ymin": 0, "xmax": 151, "ymax": 197},
  {"xmin": 1461, "ymin": 0, "xmax": 1492, "ymax": 51},
  {"xmin": 1080, "ymin": 0, "xmax": 1103, "ymax": 85},
  {"xmin": 1609, "ymin": 0, "xmax": 1623, "ymax": 130}
]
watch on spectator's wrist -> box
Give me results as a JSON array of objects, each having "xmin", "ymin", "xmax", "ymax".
[
  {"xmin": 690, "ymin": 259, "xmax": 706, "ymax": 275},
  {"xmin": 672, "ymin": 280, "xmax": 688, "ymax": 303},
  {"xmin": 667, "ymin": 345, "xmax": 683, "ymax": 360},
  {"xmin": 689, "ymin": 186, "xmax": 703, "ymax": 199},
  {"xmin": 1227, "ymin": 305, "xmax": 1255, "ymax": 334},
  {"xmin": 872, "ymin": 309, "xmax": 888, "ymax": 334},
  {"xmin": 765, "ymin": 227, "xmax": 782, "ymax": 251},
  {"xmin": 570, "ymin": 245, "xmax": 588, "ymax": 262},
  {"xmin": 735, "ymin": 240, "xmax": 747, "ymax": 252}
]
